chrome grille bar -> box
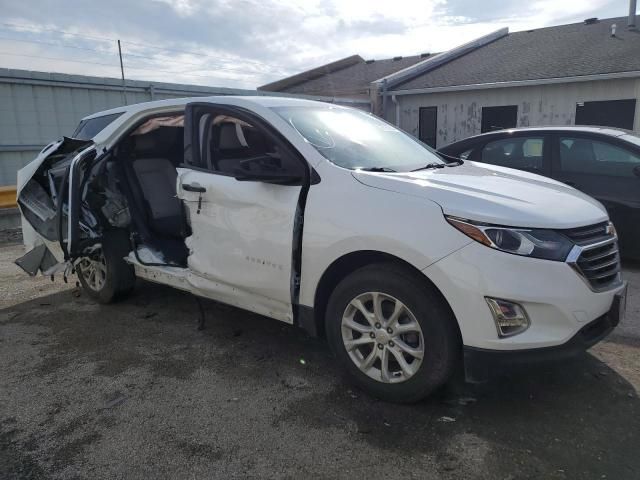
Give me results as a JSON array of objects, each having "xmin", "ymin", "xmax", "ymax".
[{"xmin": 564, "ymin": 224, "xmax": 622, "ymax": 292}]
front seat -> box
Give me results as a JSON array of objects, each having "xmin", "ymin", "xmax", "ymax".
[{"xmin": 131, "ymin": 134, "xmax": 186, "ymax": 238}]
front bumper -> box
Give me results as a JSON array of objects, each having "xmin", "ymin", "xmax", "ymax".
[
  {"xmin": 423, "ymin": 241, "xmax": 626, "ymax": 351},
  {"xmin": 462, "ymin": 292, "xmax": 623, "ymax": 380}
]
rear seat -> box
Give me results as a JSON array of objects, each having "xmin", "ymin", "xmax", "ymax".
[{"xmin": 131, "ymin": 135, "xmax": 185, "ymax": 238}]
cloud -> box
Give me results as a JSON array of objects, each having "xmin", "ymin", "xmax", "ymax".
[{"xmin": 0, "ymin": 0, "xmax": 627, "ymax": 88}]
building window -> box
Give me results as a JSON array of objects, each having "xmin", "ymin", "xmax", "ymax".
[
  {"xmin": 481, "ymin": 105, "xmax": 518, "ymax": 133},
  {"xmin": 575, "ymin": 99, "xmax": 636, "ymax": 130},
  {"xmin": 418, "ymin": 106, "xmax": 437, "ymax": 148}
]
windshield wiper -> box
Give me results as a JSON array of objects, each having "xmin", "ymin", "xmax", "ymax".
[
  {"xmin": 411, "ymin": 163, "xmax": 445, "ymax": 172},
  {"xmin": 357, "ymin": 167, "xmax": 397, "ymax": 172},
  {"xmin": 438, "ymin": 152, "xmax": 465, "ymax": 165}
]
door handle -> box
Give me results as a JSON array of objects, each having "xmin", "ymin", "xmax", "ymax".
[{"xmin": 182, "ymin": 183, "xmax": 206, "ymax": 193}]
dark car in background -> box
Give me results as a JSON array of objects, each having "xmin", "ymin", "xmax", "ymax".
[{"xmin": 439, "ymin": 127, "xmax": 640, "ymax": 259}]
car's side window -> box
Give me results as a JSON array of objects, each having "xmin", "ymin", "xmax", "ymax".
[
  {"xmin": 201, "ymin": 114, "xmax": 303, "ymax": 177},
  {"xmin": 72, "ymin": 112, "xmax": 123, "ymax": 140},
  {"xmin": 558, "ymin": 137, "xmax": 640, "ymax": 177},
  {"xmin": 480, "ymin": 137, "xmax": 544, "ymax": 171}
]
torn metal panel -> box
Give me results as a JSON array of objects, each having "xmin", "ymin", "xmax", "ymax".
[{"xmin": 14, "ymin": 244, "xmax": 60, "ymax": 277}]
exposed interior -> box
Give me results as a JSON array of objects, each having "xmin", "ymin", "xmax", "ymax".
[
  {"xmin": 114, "ymin": 116, "xmax": 188, "ymax": 265},
  {"xmin": 19, "ymin": 110, "xmax": 289, "ymax": 269}
]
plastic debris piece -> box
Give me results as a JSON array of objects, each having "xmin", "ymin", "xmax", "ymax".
[
  {"xmin": 104, "ymin": 394, "xmax": 127, "ymax": 409},
  {"xmin": 438, "ymin": 416, "xmax": 456, "ymax": 423}
]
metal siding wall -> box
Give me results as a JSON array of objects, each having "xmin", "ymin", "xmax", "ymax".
[
  {"xmin": 0, "ymin": 79, "xmax": 157, "ymax": 186},
  {"xmin": 0, "ymin": 70, "xmax": 371, "ymax": 187},
  {"xmin": 393, "ymin": 78, "xmax": 640, "ymax": 148}
]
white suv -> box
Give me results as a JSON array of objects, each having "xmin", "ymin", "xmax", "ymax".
[{"xmin": 16, "ymin": 96, "xmax": 627, "ymax": 402}]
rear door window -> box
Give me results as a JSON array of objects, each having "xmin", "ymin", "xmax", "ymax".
[
  {"xmin": 558, "ymin": 137, "xmax": 640, "ymax": 178},
  {"xmin": 479, "ymin": 136, "xmax": 545, "ymax": 173},
  {"xmin": 72, "ymin": 113, "xmax": 123, "ymax": 140}
]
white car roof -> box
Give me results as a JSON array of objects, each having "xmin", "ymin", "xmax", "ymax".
[{"xmin": 81, "ymin": 95, "xmax": 327, "ymax": 120}]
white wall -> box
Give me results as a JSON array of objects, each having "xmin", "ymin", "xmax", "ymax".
[{"xmin": 389, "ymin": 77, "xmax": 640, "ymax": 148}]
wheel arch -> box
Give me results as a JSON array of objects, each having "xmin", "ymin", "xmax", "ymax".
[{"xmin": 308, "ymin": 250, "xmax": 461, "ymax": 341}]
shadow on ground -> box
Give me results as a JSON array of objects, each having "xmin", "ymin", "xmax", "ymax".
[{"xmin": 1, "ymin": 280, "xmax": 639, "ymax": 479}]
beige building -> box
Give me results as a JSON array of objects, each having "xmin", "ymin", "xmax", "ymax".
[{"xmin": 262, "ymin": 14, "xmax": 640, "ymax": 149}]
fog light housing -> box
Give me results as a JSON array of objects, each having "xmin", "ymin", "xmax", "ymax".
[{"xmin": 485, "ymin": 297, "xmax": 530, "ymax": 338}]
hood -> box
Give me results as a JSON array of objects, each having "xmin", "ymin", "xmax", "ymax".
[
  {"xmin": 352, "ymin": 161, "xmax": 608, "ymax": 229},
  {"xmin": 17, "ymin": 137, "xmax": 93, "ymax": 193}
]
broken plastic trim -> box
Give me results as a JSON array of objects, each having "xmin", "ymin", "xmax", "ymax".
[{"xmin": 14, "ymin": 244, "xmax": 59, "ymax": 277}]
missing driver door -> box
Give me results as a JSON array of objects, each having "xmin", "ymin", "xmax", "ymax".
[{"xmin": 177, "ymin": 103, "xmax": 305, "ymax": 323}]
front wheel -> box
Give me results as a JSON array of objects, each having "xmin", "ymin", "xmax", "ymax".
[
  {"xmin": 325, "ymin": 263, "xmax": 460, "ymax": 403},
  {"xmin": 76, "ymin": 230, "xmax": 135, "ymax": 304}
]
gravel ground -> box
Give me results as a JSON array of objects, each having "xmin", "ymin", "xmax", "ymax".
[{"xmin": 1, "ymin": 238, "xmax": 639, "ymax": 480}]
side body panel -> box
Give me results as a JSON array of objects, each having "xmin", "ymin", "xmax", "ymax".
[
  {"xmin": 177, "ymin": 168, "xmax": 301, "ymax": 322},
  {"xmin": 298, "ymin": 160, "xmax": 472, "ymax": 308}
]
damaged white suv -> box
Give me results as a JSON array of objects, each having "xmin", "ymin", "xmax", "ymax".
[{"xmin": 16, "ymin": 96, "xmax": 627, "ymax": 402}]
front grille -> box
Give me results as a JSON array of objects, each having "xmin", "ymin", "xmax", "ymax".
[
  {"xmin": 562, "ymin": 222, "xmax": 610, "ymax": 245},
  {"xmin": 562, "ymin": 222, "xmax": 621, "ymax": 291}
]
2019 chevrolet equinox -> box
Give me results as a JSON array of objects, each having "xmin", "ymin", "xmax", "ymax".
[{"xmin": 15, "ymin": 96, "xmax": 627, "ymax": 402}]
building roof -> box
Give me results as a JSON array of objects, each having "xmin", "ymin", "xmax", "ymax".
[
  {"xmin": 393, "ymin": 17, "xmax": 640, "ymax": 92},
  {"xmin": 258, "ymin": 54, "xmax": 430, "ymax": 99}
]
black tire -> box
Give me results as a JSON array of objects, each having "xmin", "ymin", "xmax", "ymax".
[
  {"xmin": 76, "ymin": 229, "xmax": 135, "ymax": 304},
  {"xmin": 325, "ymin": 262, "xmax": 460, "ymax": 403}
]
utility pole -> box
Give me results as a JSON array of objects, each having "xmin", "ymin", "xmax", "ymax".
[{"xmin": 117, "ymin": 40, "xmax": 128, "ymax": 105}]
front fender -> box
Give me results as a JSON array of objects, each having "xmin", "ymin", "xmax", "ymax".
[{"xmin": 298, "ymin": 166, "xmax": 471, "ymax": 307}]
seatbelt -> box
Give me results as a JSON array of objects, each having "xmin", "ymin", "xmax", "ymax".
[{"xmin": 235, "ymin": 123, "xmax": 248, "ymax": 147}]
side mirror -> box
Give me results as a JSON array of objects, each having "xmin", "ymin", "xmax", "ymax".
[{"xmin": 633, "ymin": 165, "xmax": 640, "ymax": 178}]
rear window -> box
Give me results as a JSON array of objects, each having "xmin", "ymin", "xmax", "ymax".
[{"xmin": 72, "ymin": 112, "xmax": 123, "ymax": 140}]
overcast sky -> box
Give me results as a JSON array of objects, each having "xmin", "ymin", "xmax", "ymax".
[{"xmin": 0, "ymin": 0, "xmax": 632, "ymax": 89}]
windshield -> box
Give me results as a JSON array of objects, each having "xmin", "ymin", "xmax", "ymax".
[{"xmin": 272, "ymin": 106, "xmax": 444, "ymax": 171}]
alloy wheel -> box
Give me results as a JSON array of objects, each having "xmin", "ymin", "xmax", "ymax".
[
  {"xmin": 341, "ymin": 291, "xmax": 424, "ymax": 383},
  {"xmin": 78, "ymin": 254, "xmax": 107, "ymax": 292}
]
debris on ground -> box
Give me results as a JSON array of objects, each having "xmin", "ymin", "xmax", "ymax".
[
  {"xmin": 438, "ymin": 416, "xmax": 456, "ymax": 423},
  {"xmin": 103, "ymin": 394, "xmax": 127, "ymax": 409}
]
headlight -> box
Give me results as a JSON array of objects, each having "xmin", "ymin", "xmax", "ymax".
[{"xmin": 445, "ymin": 216, "xmax": 574, "ymax": 261}]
